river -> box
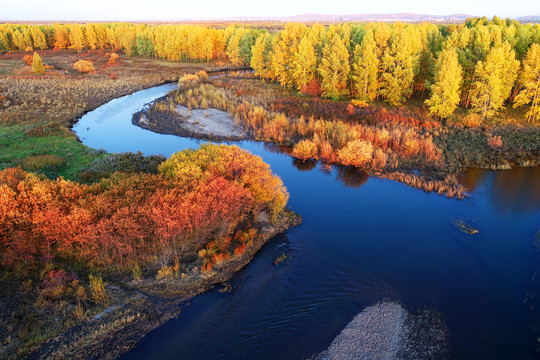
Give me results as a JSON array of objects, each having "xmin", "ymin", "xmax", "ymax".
[{"xmin": 72, "ymin": 83, "xmax": 540, "ymax": 360}]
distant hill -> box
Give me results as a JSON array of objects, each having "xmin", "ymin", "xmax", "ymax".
[
  {"xmin": 221, "ymin": 13, "xmax": 540, "ymax": 24},
  {"xmin": 280, "ymin": 13, "xmax": 473, "ymax": 23},
  {"xmin": 517, "ymin": 15, "xmax": 540, "ymax": 23}
]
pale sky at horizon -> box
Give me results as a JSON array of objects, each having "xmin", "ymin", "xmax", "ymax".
[{"xmin": 2, "ymin": 0, "xmax": 539, "ymax": 21}]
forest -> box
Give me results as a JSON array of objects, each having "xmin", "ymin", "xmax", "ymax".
[{"xmin": 1, "ymin": 17, "xmax": 540, "ymax": 123}]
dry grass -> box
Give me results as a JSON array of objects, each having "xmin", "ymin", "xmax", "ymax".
[
  {"xmin": 21, "ymin": 154, "xmax": 66, "ymax": 171},
  {"xmin": 0, "ymin": 49, "xmax": 243, "ymax": 126}
]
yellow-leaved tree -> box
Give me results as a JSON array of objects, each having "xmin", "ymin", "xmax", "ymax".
[
  {"xmin": 53, "ymin": 23, "xmax": 69, "ymax": 49},
  {"xmin": 351, "ymin": 29, "xmax": 379, "ymax": 101},
  {"xmin": 226, "ymin": 28, "xmax": 246, "ymax": 66},
  {"xmin": 513, "ymin": 43, "xmax": 540, "ymax": 123},
  {"xmin": 31, "ymin": 27, "xmax": 47, "ymax": 50},
  {"xmin": 32, "ymin": 52, "xmax": 45, "ymax": 75},
  {"xmin": 379, "ymin": 25, "xmax": 421, "ymax": 106},
  {"xmin": 68, "ymin": 25, "xmax": 85, "ymax": 51},
  {"xmin": 318, "ymin": 33, "xmax": 350, "ymax": 100},
  {"xmin": 292, "ymin": 35, "xmax": 317, "ymax": 92},
  {"xmin": 470, "ymin": 42, "xmax": 519, "ymax": 119},
  {"xmin": 85, "ymin": 24, "xmax": 98, "ymax": 50},
  {"xmin": 271, "ymin": 23, "xmax": 306, "ymax": 88},
  {"xmin": 251, "ymin": 33, "xmax": 274, "ymax": 79},
  {"xmin": 425, "ymin": 47, "xmax": 463, "ymax": 118}
]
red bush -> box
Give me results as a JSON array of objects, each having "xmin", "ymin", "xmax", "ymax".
[
  {"xmin": 0, "ymin": 145, "xmax": 287, "ymax": 273},
  {"xmin": 301, "ymin": 79, "xmax": 322, "ymax": 96}
]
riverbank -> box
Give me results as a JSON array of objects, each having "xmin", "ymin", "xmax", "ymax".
[
  {"xmin": 22, "ymin": 209, "xmax": 301, "ymax": 360},
  {"xmin": 138, "ymin": 75, "xmax": 539, "ymax": 199},
  {"xmin": 133, "ymin": 103, "xmax": 249, "ymax": 141},
  {"xmin": 0, "ymin": 140, "xmax": 301, "ymax": 359}
]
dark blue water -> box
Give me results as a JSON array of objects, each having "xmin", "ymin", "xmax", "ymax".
[{"xmin": 73, "ymin": 85, "xmax": 540, "ymax": 360}]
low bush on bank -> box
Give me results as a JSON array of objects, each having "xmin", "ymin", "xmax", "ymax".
[{"xmin": 73, "ymin": 60, "xmax": 95, "ymax": 73}]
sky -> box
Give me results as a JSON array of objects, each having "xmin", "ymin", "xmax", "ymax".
[{"xmin": 2, "ymin": 0, "xmax": 539, "ymax": 21}]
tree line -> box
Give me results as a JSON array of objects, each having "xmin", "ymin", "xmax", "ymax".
[
  {"xmin": 0, "ymin": 23, "xmax": 234, "ymax": 62},
  {"xmin": 250, "ymin": 18, "xmax": 540, "ymax": 122},
  {"xmin": 1, "ymin": 18, "xmax": 539, "ymax": 122}
]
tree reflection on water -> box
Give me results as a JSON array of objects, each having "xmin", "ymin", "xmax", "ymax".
[{"xmin": 461, "ymin": 167, "xmax": 540, "ymax": 215}]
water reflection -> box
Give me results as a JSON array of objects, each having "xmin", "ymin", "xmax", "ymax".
[
  {"xmin": 264, "ymin": 142, "xmax": 370, "ymax": 189},
  {"xmin": 292, "ymin": 158, "xmax": 317, "ymax": 172},
  {"xmin": 461, "ymin": 167, "xmax": 540, "ymax": 215},
  {"xmin": 334, "ymin": 166, "xmax": 369, "ymax": 189}
]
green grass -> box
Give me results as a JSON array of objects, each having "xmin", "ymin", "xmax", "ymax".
[{"xmin": 0, "ymin": 125, "xmax": 104, "ymax": 180}]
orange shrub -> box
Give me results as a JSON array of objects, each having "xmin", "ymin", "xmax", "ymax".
[
  {"xmin": 195, "ymin": 70, "xmax": 209, "ymax": 82},
  {"xmin": 300, "ymin": 79, "xmax": 322, "ymax": 96},
  {"xmin": 400, "ymin": 132, "xmax": 421, "ymax": 156},
  {"xmin": 262, "ymin": 114, "xmax": 289, "ymax": 143},
  {"xmin": 487, "ymin": 134, "xmax": 503, "ymax": 148},
  {"xmin": 370, "ymin": 148, "xmax": 388, "ymax": 170},
  {"xmin": 337, "ymin": 140, "xmax": 374, "ymax": 167},
  {"xmin": 178, "ymin": 73, "xmax": 200, "ymax": 88},
  {"xmin": 108, "ymin": 53, "xmax": 119, "ymax": 65},
  {"xmin": 463, "ymin": 113, "xmax": 483, "ymax": 128},
  {"xmin": 318, "ymin": 140, "xmax": 336, "ymax": 162},
  {"xmin": 73, "ymin": 60, "xmax": 95, "ymax": 73},
  {"xmin": 23, "ymin": 55, "xmax": 33, "ymax": 66},
  {"xmin": 234, "ymin": 243, "xmax": 247, "ymax": 256},
  {"xmin": 292, "ymin": 140, "xmax": 318, "ymax": 161}
]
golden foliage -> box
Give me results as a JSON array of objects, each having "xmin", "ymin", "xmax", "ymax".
[
  {"xmin": 31, "ymin": 52, "xmax": 45, "ymax": 75},
  {"xmin": 337, "ymin": 140, "xmax": 374, "ymax": 167},
  {"xmin": 292, "ymin": 140, "xmax": 318, "ymax": 161},
  {"xmin": 88, "ymin": 274, "xmax": 108, "ymax": 305},
  {"xmin": 73, "ymin": 60, "xmax": 95, "ymax": 73}
]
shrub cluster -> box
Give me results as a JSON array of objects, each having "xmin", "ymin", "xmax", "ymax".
[{"xmin": 0, "ymin": 144, "xmax": 288, "ymax": 274}]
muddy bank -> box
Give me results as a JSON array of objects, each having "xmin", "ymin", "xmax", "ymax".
[
  {"xmin": 24, "ymin": 209, "xmax": 301, "ymax": 360},
  {"xmin": 134, "ymin": 104, "xmax": 248, "ymax": 142},
  {"xmin": 316, "ymin": 302, "xmax": 448, "ymax": 360}
]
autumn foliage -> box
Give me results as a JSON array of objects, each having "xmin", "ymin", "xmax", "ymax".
[
  {"xmin": 292, "ymin": 140, "xmax": 318, "ymax": 161},
  {"xmin": 1, "ymin": 19, "xmax": 540, "ymax": 122},
  {"xmin": 174, "ymin": 84, "xmax": 442, "ymax": 172},
  {"xmin": 108, "ymin": 52, "xmax": 119, "ymax": 65},
  {"xmin": 73, "ymin": 60, "xmax": 95, "ymax": 73},
  {"xmin": 23, "ymin": 54, "xmax": 33, "ymax": 66},
  {"xmin": 32, "ymin": 52, "xmax": 45, "ymax": 74},
  {"xmin": 0, "ymin": 145, "xmax": 288, "ymax": 273}
]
